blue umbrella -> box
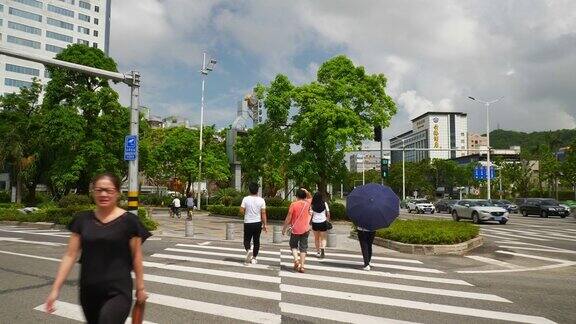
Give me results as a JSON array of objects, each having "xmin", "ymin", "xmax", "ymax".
[{"xmin": 346, "ymin": 183, "xmax": 400, "ymax": 231}]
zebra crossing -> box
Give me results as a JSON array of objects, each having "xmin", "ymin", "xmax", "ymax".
[
  {"xmin": 0, "ymin": 224, "xmax": 564, "ymax": 323},
  {"xmin": 459, "ymin": 220, "xmax": 576, "ymax": 273}
]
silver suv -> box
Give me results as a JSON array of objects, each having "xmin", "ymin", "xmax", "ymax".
[{"xmin": 452, "ymin": 199, "xmax": 509, "ymax": 224}]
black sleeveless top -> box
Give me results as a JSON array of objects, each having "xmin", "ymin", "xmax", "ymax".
[{"xmin": 68, "ymin": 211, "xmax": 151, "ymax": 285}]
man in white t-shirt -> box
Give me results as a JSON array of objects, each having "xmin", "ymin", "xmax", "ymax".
[
  {"xmin": 171, "ymin": 196, "xmax": 181, "ymax": 217},
  {"xmin": 240, "ymin": 183, "xmax": 267, "ymax": 264}
]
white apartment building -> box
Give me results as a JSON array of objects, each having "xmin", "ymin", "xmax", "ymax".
[
  {"xmin": 389, "ymin": 112, "xmax": 468, "ymax": 164},
  {"xmin": 0, "ymin": 0, "xmax": 111, "ymax": 94}
]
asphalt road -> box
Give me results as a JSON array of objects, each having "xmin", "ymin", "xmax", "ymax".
[{"xmin": 0, "ymin": 213, "xmax": 574, "ymax": 323}]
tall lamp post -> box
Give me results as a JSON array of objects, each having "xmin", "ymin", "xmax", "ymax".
[
  {"xmin": 197, "ymin": 51, "xmax": 217, "ymax": 210},
  {"xmin": 468, "ymin": 96, "xmax": 503, "ymax": 200}
]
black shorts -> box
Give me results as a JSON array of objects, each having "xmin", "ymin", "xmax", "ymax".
[{"xmin": 312, "ymin": 221, "xmax": 328, "ymax": 232}]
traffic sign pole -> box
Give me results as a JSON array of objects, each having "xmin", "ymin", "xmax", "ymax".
[{"xmin": 127, "ymin": 72, "xmax": 140, "ymax": 214}]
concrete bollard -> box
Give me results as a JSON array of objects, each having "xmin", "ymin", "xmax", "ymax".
[
  {"xmin": 326, "ymin": 230, "xmax": 337, "ymax": 248},
  {"xmin": 185, "ymin": 219, "xmax": 194, "ymax": 237},
  {"xmin": 273, "ymin": 225, "xmax": 282, "ymax": 243},
  {"xmin": 226, "ymin": 223, "xmax": 235, "ymax": 240}
]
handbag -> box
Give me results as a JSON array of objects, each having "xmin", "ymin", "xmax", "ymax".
[
  {"xmin": 325, "ymin": 221, "xmax": 333, "ymax": 230},
  {"xmin": 131, "ymin": 300, "xmax": 145, "ymax": 324}
]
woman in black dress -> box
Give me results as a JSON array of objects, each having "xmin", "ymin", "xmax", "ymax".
[{"xmin": 45, "ymin": 173, "xmax": 151, "ymax": 323}]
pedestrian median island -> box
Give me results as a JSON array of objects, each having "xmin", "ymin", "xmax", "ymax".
[{"xmin": 352, "ymin": 219, "xmax": 483, "ymax": 255}]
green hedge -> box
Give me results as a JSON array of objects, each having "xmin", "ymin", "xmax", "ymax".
[
  {"xmin": 58, "ymin": 194, "xmax": 92, "ymax": 208},
  {"xmin": 0, "ymin": 206, "xmax": 158, "ymax": 231},
  {"xmin": 139, "ymin": 194, "xmax": 173, "ymax": 207},
  {"xmin": 0, "ymin": 203, "xmax": 23, "ymax": 209},
  {"xmin": 377, "ymin": 219, "xmax": 479, "ymax": 245}
]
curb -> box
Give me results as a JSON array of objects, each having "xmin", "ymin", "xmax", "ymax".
[
  {"xmin": 350, "ymin": 232, "xmax": 484, "ymax": 255},
  {"xmin": 1, "ymin": 220, "xmax": 57, "ymax": 229}
]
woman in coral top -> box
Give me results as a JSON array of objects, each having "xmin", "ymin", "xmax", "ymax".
[{"xmin": 282, "ymin": 188, "xmax": 312, "ymax": 273}]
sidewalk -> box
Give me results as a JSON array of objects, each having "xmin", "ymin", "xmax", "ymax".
[{"xmin": 149, "ymin": 208, "xmax": 395, "ymax": 254}]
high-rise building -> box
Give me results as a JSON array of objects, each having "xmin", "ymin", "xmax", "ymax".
[
  {"xmin": 0, "ymin": 0, "xmax": 111, "ymax": 94},
  {"xmin": 389, "ymin": 112, "xmax": 468, "ymax": 164}
]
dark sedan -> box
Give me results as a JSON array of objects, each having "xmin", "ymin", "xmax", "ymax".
[
  {"xmin": 435, "ymin": 199, "xmax": 457, "ymax": 213},
  {"xmin": 519, "ymin": 198, "xmax": 569, "ymax": 218},
  {"xmin": 490, "ymin": 199, "xmax": 519, "ymax": 214}
]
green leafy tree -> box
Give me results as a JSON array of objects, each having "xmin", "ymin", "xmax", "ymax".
[
  {"xmin": 41, "ymin": 44, "xmax": 130, "ymax": 195},
  {"xmin": 537, "ymin": 145, "xmax": 561, "ymax": 198},
  {"xmin": 500, "ymin": 160, "xmax": 534, "ymax": 198},
  {"xmin": 561, "ymin": 142, "xmax": 576, "ymax": 200},
  {"xmin": 142, "ymin": 126, "xmax": 230, "ymax": 195},
  {"xmin": 236, "ymin": 75, "xmax": 293, "ymax": 197},
  {"xmin": 290, "ymin": 55, "xmax": 397, "ymax": 197},
  {"xmin": 387, "ymin": 161, "xmax": 435, "ymax": 198},
  {"xmin": 0, "ymin": 79, "xmax": 44, "ymax": 203}
]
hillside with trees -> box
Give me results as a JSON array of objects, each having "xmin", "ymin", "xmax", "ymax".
[{"xmin": 489, "ymin": 129, "xmax": 576, "ymax": 153}]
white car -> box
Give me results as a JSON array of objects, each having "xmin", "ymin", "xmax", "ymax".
[
  {"xmin": 452, "ymin": 199, "xmax": 509, "ymax": 224},
  {"xmin": 407, "ymin": 199, "xmax": 435, "ymax": 214}
]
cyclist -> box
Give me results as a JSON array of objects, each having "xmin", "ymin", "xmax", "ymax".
[{"xmin": 171, "ymin": 196, "xmax": 181, "ymax": 218}]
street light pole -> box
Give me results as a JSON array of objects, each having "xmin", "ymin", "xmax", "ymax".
[
  {"xmin": 468, "ymin": 96, "xmax": 503, "ymax": 201},
  {"xmin": 197, "ymin": 51, "xmax": 216, "ymax": 211},
  {"xmin": 402, "ymin": 139, "xmax": 406, "ymax": 200}
]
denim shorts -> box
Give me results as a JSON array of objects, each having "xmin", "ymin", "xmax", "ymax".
[{"xmin": 289, "ymin": 232, "xmax": 309, "ymax": 253}]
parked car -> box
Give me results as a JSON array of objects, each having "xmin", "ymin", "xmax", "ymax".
[
  {"xmin": 490, "ymin": 199, "xmax": 519, "ymax": 214},
  {"xmin": 407, "ymin": 199, "xmax": 435, "ymax": 214},
  {"xmin": 519, "ymin": 198, "xmax": 569, "ymax": 218},
  {"xmin": 452, "ymin": 199, "xmax": 509, "ymax": 224},
  {"xmin": 435, "ymin": 199, "xmax": 457, "ymax": 213}
]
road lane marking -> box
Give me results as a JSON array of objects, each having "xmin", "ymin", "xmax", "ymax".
[
  {"xmin": 499, "ymin": 246, "xmax": 576, "ymax": 254},
  {"xmin": 456, "ymin": 261, "xmax": 576, "ymax": 274},
  {"xmin": 33, "ymin": 301, "xmax": 157, "ymax": 324},
  {"xmin": 143, "ymin": 261, "xmax": 280, "ymax": 283},
  {"xmin": 480, "ymin": 229, "xmax": 550, "ymax": 241},
  {"xmin": 280, "ymin": 285, "xmax": 555, "ymax": 324},
  {"xmin": 494, "ymin": 228, "xmax": 576, "ymax": 242},
  {"xmin": 0, "ymin": 228, "xmax": 70, "ymax": 238},
  {"xmin": 280, "ymin": 302, "xmax": 420, "ymax": 324},
  {"xmin": 151, "ymin": 253, "xmax": 271, "ymax": 269},
  {"xmin": 0, "ymin": 250, "xmax": 61, "ymax": 262},
  {"xmin": 0, "ymin": 237, "xmax": 66, "ymax": 246},
  {"xmin": 165, "ymin": 247, "xmax": 279, "ymax": 263},
  {"xmin": 280, "ymin": 271, "xmax": 510, "ymax": 302},
  {"xmin": 142, "ymin": 273, "xmax": 280, "ymax": 300},
  {"xmin": 279, "ymin": 262, "xmax": 472, "ymax": 286},
  {"xmin": 278, "ymin": 254, "xmax": 443, "ymax": 273},
  {"xmin": 197, "ymin": 241, "xmax": 211, "ymax": 245},
  {"xmin": 177, "ymin": 243, "xmax": 278, "ymax": 255},
  {"xmin": 465, "ymin": 256, "xmax": 524, "ymax": 269},
  {"xmin": 279, "ymin": 248, "xmax": 423, "ymax": 264},
  {"xmin": 496, "ymin": 250, "xmax": 576, "ymax": 263},
  {"xmin": 147, "ymin": 292, "xmax": 281, "ymax": 324}
]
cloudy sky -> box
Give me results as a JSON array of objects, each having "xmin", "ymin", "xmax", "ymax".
[{"xmin": 109, "ymin": 0, "xmax": 576, "ymax": 145}]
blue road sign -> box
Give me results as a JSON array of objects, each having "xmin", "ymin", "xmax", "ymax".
[
  {"xmin": 124, "ymin": 135, "xmax": 138, "ymax": 161},
  {"xmin": 474, "ymin": 165, "xmax": 496, "ymax": 180}
]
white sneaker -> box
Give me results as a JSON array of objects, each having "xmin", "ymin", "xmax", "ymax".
[
  {"xmin": 250, "ymin": 258, "xmax": 258, "ymax": 264},
  {"xmin": 245, "ymin": 249, "xmax": 252, "ymax": 264},
  {"xmin": 316, "ymin": 251, "xmax": 321, "ymax": 258},
  {"xmin": 363, "ymin": 265, "xmax": 371, "ymax": 271}
]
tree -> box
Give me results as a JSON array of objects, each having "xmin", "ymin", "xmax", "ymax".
[
  {"xmin": 500, "ymin": 160, "xmax": 534, "ymax": 198},
  {"xmin": 0, "ymin": 79, "xmax": 44, "ymax": 203},
  {"xmin": 561, "ymin": 142, "xmax": 576, "ymax": 200},
  {"xmin": 290, "ymin": 55, "xmax": 397, "ymax": 197},
  {"xmin": 41, "ymin": 44, "xmax": 130, "ymax": 195},
  {"xmin": 141, "ymin": 126, "xmax": 230, "ymax": 195},
  {"xmin": 387, "ymin": 161, "xmax": 435, "ymax": 199},
  {"xmin": 537, "ymin": 145, "xmax": 561, "ymax": 198},
  {"xmin": 236, "ymin": 75, "xmax": 293, "ymax": 197}
]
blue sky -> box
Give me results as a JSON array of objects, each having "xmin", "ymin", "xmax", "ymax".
[{"xmin": 109, "ymin": 0, "xmax": 576, "ymax": 145}]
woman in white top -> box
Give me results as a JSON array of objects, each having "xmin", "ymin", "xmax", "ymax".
[{"xmin": 310, "ymin": 192, "xmax": 330, "ymax": 258}]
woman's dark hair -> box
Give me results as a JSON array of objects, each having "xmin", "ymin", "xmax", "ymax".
[
  {"xmin": 248, "ymin": 182, "xmax": 259, "ymax": 195},
  {"xmin": 311, "ymin": 192, "xmax": 326, "ymax": 213},
  {"xmin": 295, "ymin": 189, "xmax": 307, "ymax": 199},
  {"xmin": 91, "ymin": 172, "xmax": 121, "ymax": 191}
]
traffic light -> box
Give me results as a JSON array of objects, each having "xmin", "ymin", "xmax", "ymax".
[
  {"xmin": 381, "ymin": 158, "xmax": 389, "ymax": 178},
  {"xmin": 374, "ymin": 125, "xmax": 382, "ymax": 142}
]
